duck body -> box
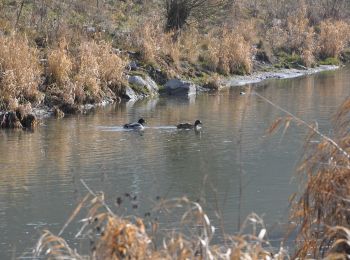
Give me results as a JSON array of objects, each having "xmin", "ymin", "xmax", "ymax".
[
  {"xmin": 123, "ymin": 118, "xmax": 146, "ymax": 130},
  {"xmin": 177, "ymin": 120, "xmax": 202, "ymax": 130}
]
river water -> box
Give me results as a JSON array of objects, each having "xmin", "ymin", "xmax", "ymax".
[{"xmin": 0, "ymin": 67, "xmax": 349, "ymax": 258}]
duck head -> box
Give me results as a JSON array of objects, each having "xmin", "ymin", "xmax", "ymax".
[
  {"xmin": 138, "ymin": 118, "xmax": 146, "ymax": 125},
  {"xmin": 194, "ymin": 120, "xmax": 202, "ymax": 126}
]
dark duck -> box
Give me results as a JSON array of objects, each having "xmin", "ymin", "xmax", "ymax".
[
  {"xmin": 123, "ymin": 118, "xmax": 146, "ymax": 130},
  {"xmin": 176, "ymin": 120, "xmax": 202, "ymax": 130}
]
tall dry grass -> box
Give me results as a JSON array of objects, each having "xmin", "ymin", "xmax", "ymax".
[
  {"xmin": 130, "ymin": 21, "xmax": 255, "ymax": 75},
  {"xmin": 97, "ymin": 41, "xmax": 126, "ymax": 85},
  {"xmin": 265, "ymin": 24, "xmax": 288, "ymax": 51},
  {"xmin": 0, "ymin": 34, "xmax": 42, "ymax": 109},
  {"xmin": 301, "ymin": 28, "xmax": 316, "ymax": 67},
  {"xmin": 32, "ymin": 180, "xmax": 288, "ymax": 259},
  {"xmin": 256, "ymin": 91, "xmax": 350, "ymax": 258},
  {"xmin": 47, "ymin": 40, "xmax": 73, "ymax": 86},
  {"xmin": 318, "ymin": 20, "xmax": 350, "ymax": 58},
  {"xmin": 73, "ymin": 40, "xmax": 127, "ymax": 103},
  {"xmin": 131, "ymin": 21, "xmax": 162, "ymax": 65},
  {"xmin": 290, "ymin": 97, "xmax": 350, "ymax": 258},
  {"xmin": 179, "ymin": 27, "xmax": 200, "ymax": 64},
  {"xmin": 46, "ymin": 39, "xmax": 127, "ymax": 104},
  {"xmin": 266, "ymin": 3, "xmax": 316, "ymax": 66},
  {"xmin": 130, "ymin": 21, "xmax": 182, "ymax": 68},
  {"xmin": 285, "ymin": 4, "xmax": 311, "ymax": 53},
  {"xmin": 202, "ymin": 28, "xmax": 254, "ymax": 75},
  {"xmin": 74, "ymin": 41, "xmax": 101, "ymax": 99}
]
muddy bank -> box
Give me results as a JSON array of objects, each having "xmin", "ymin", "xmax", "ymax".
[{"xmin": 0, "ymin": 110, "xmax": 38, "ymax": 129}]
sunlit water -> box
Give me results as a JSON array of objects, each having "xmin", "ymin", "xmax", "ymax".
[{"xmin": 0, "ymin": 67, "xmax": 349, "ymax": 258}]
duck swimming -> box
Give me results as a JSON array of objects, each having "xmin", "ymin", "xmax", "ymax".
[
  {"xmin": 177, "ymin": 120, "xmax": 202, "ymax": 130},
  {"xmin": 123, "ymin": 118, "xmax": 146, "ymax": 130}
]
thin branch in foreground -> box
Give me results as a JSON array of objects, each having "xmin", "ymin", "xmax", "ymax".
[
  {"xmin": 253, "ymin": 91, "xmax": 350, "ymax": 164},
  {"xmin": 80, "ymin": 179, "xmax": 116, "ymax": 217}
]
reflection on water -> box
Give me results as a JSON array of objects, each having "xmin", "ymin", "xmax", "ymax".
[{"xmin": 0, "ymin": 67, "xmax": 350, "ymax": 258}]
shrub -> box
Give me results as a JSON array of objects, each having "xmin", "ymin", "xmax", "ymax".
[
  {"xmin": 179, "ymin": 27, "xmax": 200, "ymax": 63},
  {"xmin": 291, "ymin": 97, "xmax": 350, "ymax": 258},
  {"xmin": 131, "ymin": 21, "xmax": 160, "ymax": 65},
  {"xmin": 318, "ymin": 20, "xmax": 350, "ymax": 58},
  {"xmin": 266, "ymin": 25, "xmax": 288, "ymax": 51},
  {"xmin": 318, "ymin": 57, "xmax": 340, "ymax": 65},
  {"xmin": 74, "ymin": 41, "xmax": 101, "ymax": 99},
  {"xmin": 266, "ymin": 3, "xmax": 316, "ymax": 67},
  {"xmin": 218, "ymin": 29, "xmax": 254, "ymax": 75},
  {"xmin": 0, "ymin": 34, "xmax": 41, "ymax": 109},
  {"xmin": 203, "ymin": 74, "xmax": 223, "ymax": 90},
  {"xmin": 96, "ymin": 41, "xmax": 127, "ymax": 85},
  {"xmin": 200, "ymin": 28, "xmax": 254, "ymax": 75},
  {"xmin": 286, "ymin": 4, "xmax": 310, "ymax": 52},
  {"xmin": 73, "ymin": 40, "xmax": 127, "ymax": 103},
  {"xmin": 164, "ymin": 0, "xmax": 230, "ymax": 32},
  {"xmin": 47, "ymin": 40, "xmax": 73, "ymax": 86}
]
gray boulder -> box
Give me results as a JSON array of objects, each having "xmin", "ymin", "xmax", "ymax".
[
  {"xmin": 165, "ymin": 79, "xmax": 197, "ymax": 96},
  {"xmin": 128, "ymin": 75, "xmax": 159, "ymax": 96},
  {"xmin": 128, "ymin": 61, "xmax": 138, "ymax": 70},
  {"xmin": 122, "ymin": 86, "xmax": 138, "ymax": 100}
]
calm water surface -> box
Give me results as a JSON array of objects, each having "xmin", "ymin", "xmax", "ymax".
[{"xmin": 1, "ymin": 67, "xmax": 349, "ymax": 258}]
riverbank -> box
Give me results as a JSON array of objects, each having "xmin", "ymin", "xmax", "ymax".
[
  {"xmin": 1, "ymin": 1, "xmax": 350, "ymax": 129},
  {"xmin": 0, "ymin": 62, "xmax": 342, "ymax": 130}
]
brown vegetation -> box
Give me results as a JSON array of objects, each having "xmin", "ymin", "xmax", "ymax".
[
  {"xmin": 255, "ymin": 91, "xmax": 350, "ymax": 258},
  {"xmin": 0, "ymin": 34, "xmax": 42, "ymax": 110},
  {"xmin": 164, "ymin": 0, "xmax": 231, "ymax": 32},
  {"xmin": 0, "ymin": 0, "xmax": 349, "ymax": 115},
  {"xmin": 46, "ymin": 39, "xmax": 127, "ymax": 105},
  {"xmin": 47, "ymin": 40, "xmax": 73, "ymax": 86},
  {"xmin": 33, "ymin": 181, "xmax": 288, "ymax": 259},
  {"xmin": 318, "ymin": 20, "xmax": 350, "ymax": 59},
  {"xmin": 199, "ymin": 28, "xmax": 254, "ymax": 75},
  {"xmin": 290, "ymin": 97, "xmax": 350, "ymax": 258}
]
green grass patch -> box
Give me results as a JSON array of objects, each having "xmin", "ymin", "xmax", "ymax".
[
  {"xmin": 274, "ymin": 51, "xmax": 304, "ymax": 69},
  {"xmin": 187, "ymin": 72, "xmax": 212, "ymax": 86},
  {"xmin": 318, "ymin": 57, "xmax": 340, "ymax": 66},
  {"xmin": 129, "ymin": 82, "xmax": 150, "ymax": 95}
]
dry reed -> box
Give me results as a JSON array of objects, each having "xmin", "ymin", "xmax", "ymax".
[
  {"xmin": 266, "ymin": 3, "xmax": 316, "ymax": 66},
  {"xmin": 32, "ymin": 180, "xmax": 288, "ymax": 259},
  {"xmin": 0, "ymin": 34, "xmax": 41, "ymax": 109},
  {"xmin": 47, "ymin": 39, "xmax": 73, "ymax": 86},
  {"xmin": 218, "ymin": 28, "xmax": 254, "ymax": 75},
  {"xmin": 255, "ymin": 91, "xmax": 350, "ymax": 258},
  {"xmin": 73, "ymin": 40, "xmax": 127, "ymax": 103},
  {"xmin": 201, "ymin": 28, "xmax": 254, "ymax": 75},
  {"xmin": 179, "ymin": 27, "xmax": 200, "ymax": 64},
  {"xmin": 290, "ymin": 97, "xmax": 350, "ymax": 259},
  {"xmin": 318, "ymin": 20, "xmax": 350, "ymax": 58},
  {"xmin": 131, "ymin": 21, "xmax": 161, "ymax": 65}
]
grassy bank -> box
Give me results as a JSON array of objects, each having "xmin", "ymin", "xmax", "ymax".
[{"xmin": 0, "ymin": 0, "xmax": 350, "ymax": 125}]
